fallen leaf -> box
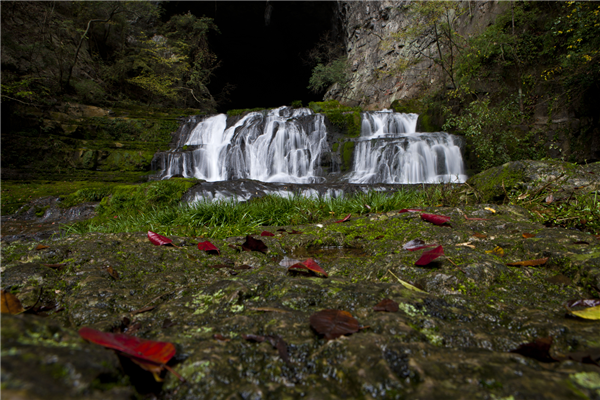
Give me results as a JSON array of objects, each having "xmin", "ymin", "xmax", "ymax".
[
  {"xmin": 334, "ymin": 213, "xmax": 351, "ymax": 223},
  {"xmin": 387, "ymin": 270, "xmax": 427, "ymax": 293},
  {"xmin": 374, "ymin": 235, "xmax": 384, "ymax": 240},
  {"xmin": 241, "ymin": 235, "xmax": 268, "ymax": 254},
  {"xmin": 309, "ymin": 309, "xmax": 360, "ymax": 340},
  {"xmin": 213, "ymin": 334, "xmax": 230, "ymax": 342},
  {"xmin": 573, "ymin": 241, "xmax": 589, "ymax": 245},
  {"xmin": 471, "ymin": 233, "xmax": 488, "ymax": 239},
  {"xmin": 198, "ymin": 240, "xmax": 220, "ymax": 255},
  {"xmin": 288, "ymin": 258, "xmax": 328, "ymax": 277},
  {"xmin": 522, "ymin": 233, "xmax": 536, "ymax": 238},
  {"xmin": 148, "ymin": 231, "xmax": 178, "ymax": 247},
  {"xmin": 35, "ymin": 244, "xmax": 49, "ymax": 250},
  {"xmin": 565, "ymin": 299, "xmax": 600, "ymax": 320},
  {"xmin": 455, "ymin": 242, "xmax": 476, "ymax": 249},
  {"xmin": 260, "ymin": 231, "xmax": 275, "ymax": 237},
  {"xmin": 484, "ymin": 207, "xmax": 496, "ymax": 213},
  {"xmin": 398, "ymin": 208, "xmax": 424, "ymax": 214},
  {"xmin": 373, "ymin": 298, "xmax": 399, "ymax": 312},
  {"xmin": 464, "ymin": 215, "xmax": 489, "ymax": 221},
  {"xmin": 1, "ymin": 290, "xmax": 24, "ymax": 314},
  {"xmin": 43, "ymin": 263, "xmax": 67, "ymax": 269},
  {"xmin": 509, "ymin": 337, "xmax": 557, "ymax": 362},
  {"xmin": 277, "ymin": 228, "xmax": 287, "ymax": 232},
  {"xmin": 402, "ymin": 238, "xmax": 437, "ymax": 251},
  {"xmin": 79, "ymin": 327, "xmax": 181, "ymax": 382},
  {"xmin": 420, "ymin": 213, "xmax": 451, "ymax": 225},
  {"xmin": 289, "ymin": 230, "xmax": 303, "ymax": 234},
  {"xmin": 485, "ymin": 246, "xmax": 505, "ymax": 257},
  {"xmin": 506, "ymin": 257, "xmax": 548, "ymax": 267},
  {"xmin": 104, "ymin": 266, "xmax": 119, "ymax": 280},
  {"xmin": 415, "ymin": 245, "xmax": 444, "ymax": 266},
  {"xmin": 242, "ymin": 334, "xmax": 265, "ymax": 343},
  {"xmin": 132, "ymin": 305, "xmax": 157, "ymax": 315}
]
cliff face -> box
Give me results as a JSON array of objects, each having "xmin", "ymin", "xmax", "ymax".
[{"xmin": 326, "ymin": 1, "xmax": 506, "ymax": 110}]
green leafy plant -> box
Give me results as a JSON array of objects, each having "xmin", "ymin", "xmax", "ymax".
[{"xmin": 308, "ymin": 56, "xmax": 349, "ymax": 93}]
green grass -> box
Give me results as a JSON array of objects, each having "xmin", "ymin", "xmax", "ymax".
[{"xmin": 63, "ymin": 188, "xmax": 438, "ymax": 239}]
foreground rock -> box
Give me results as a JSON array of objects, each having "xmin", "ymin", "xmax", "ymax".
[{"xmin": 2, "ymin": 204, "xmax": 600, "ymax": 399}]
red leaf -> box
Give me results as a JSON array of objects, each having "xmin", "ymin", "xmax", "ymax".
[
  {"xmin": 242, "ymin": 334, "xmax": 266, "ymax": 343},
  {"xmin": 403, "ymin": 238, "xmax": 437, "ymax": 252},
  {"xmin": 420, "ymin": 213, "xmax": 451, "ymax": 225},
  {"xmin": 241, "ymin": 235, "xmax": 268, "ymax": 254},
  {"xmin": 260, "ymin": 231, "xmax": 275, "ymax": 237},
  {"xmin": 309, "ymin": 309, "xmax": 360, "ymax": 340},
  {"xmin": 509, "ymin": 337, "xmax": 557, "ymax": 363},
  {"xmin": 289, "ymin": 230, "xmax": 303, "ymax": 234},
  {"xmin": 398, "ymin": 209, "xmax": 424, "ymax": 214},
  {"xmin": 78, "ymin": 327, "xmax": 181, "ymax": 381},
  {"xmin": 198, "ymin": 241, "xmax": 220, "ymax": 255},
  {"xmin": 288, "ymin": 258, "xmax": 328, "ymax": 277},
  {"xmin": 148, "ymin": 231, "xmax": 174, "ymax": 247},
  {"xmin": 373, "ymin": 298, "xmax": 399, "ymax": 312},
  {"xmin": 334, "ymin": 213, "xmax": 351, "ymax": 223},
  {"xmin": 415, "ymin": 245, "xmax": 444, "ymax": 266}
]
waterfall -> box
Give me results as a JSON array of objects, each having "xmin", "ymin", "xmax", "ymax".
[
  {"xmin": 159, "ymin": 107, "xmax": 328, "ymax": 183},
  {"xmin": 153, "ymin": 107, "xmax": 467, "ymax": 189},
  {"xmin": 349, "ymin": 110, "xmax": 466, "ymax": 184}
]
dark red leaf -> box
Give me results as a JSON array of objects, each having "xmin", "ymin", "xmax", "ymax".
[
  {"xmin": 198, "ymin": 241, "xmax": 220, "ymax": 255},
  {"xmin": 403, "ymin": 238, "xmax": 437, "ymax": 252},
  {"xmin": 289, "ymin": 230, "xmax": 303, "ymax": 234},
  {"xmin": 398, "ymin": 209, "xmax": 423, "ymax": 214},
  {"xmin": 373, "ymin": 298, "xmax": 399, "ymax": 312},
  {"xmin": 374, "ymin": 235, "xmax": 384, "ymax": 240},
  {"xmin": 415, "ymin": 245, "xmax": 444, "ymax": 266},
  {"xmin": 148, "ymin": 231, "xmax": 175, "ymax": 247},
  {"xmin": 78, "ymin": 327, "xmax": 180, "ymax": 381},
  {"xmin": 334, "ymin": 213, "xmax": 351, "ymax": 223},
  {"xmin": 420, "ymin": 213, "xmax": 451, "ymax": 225},
  {"xmin": 288, "ymin": 258, "xmax": 328, "ymax": 277},
  {"xmin": 242, "ymin": 334, "xmax": 266, "ymax": 343},
  {"xmin": 309, "ymin": 309, "xmax": 360, "ymax": 340},
  {"xmin": 573, "ymin": 241, "xmax": 589, "ymax": 245},
  {"xmin": 241, "ymin": 235, "xmax": 268, "ymax": 254},
  {"xmin": 260, "ymin": 231, "xmax": 275, "ymax": 237},
  {"xmin": 277, "ymin": 228, "xmax": 287, "ymax": 232},
  {"xmin": 213, "ymin": 334, "xmax": 230, "ymax": 342},
  {"xmin": 509, "ymin": 337, "xmax": 557, "ymax": 362}
]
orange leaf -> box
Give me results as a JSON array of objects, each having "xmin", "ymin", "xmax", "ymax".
[
  {"xmin": 522, "ymin": 233, "xmax": 536, "ymax": 238},
  {"xmin": 506, "ymin": 257, "xmax": 549, "ymax": 267},
  {"xmin": 1, "ymin": 290, "xmax": 24, "ymax": 314}
]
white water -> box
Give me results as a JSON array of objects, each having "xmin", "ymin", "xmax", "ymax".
[
  {"xmin": 161, "ymin": 107, "xmax": 327, "ymax": 183},
  {"xmin": 349, "ymin": 110, "xmax": 467, "ymax": 184}
]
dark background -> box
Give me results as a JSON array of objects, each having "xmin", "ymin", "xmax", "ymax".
[{"xmin": 163, "ymin": 1, "xmax": 338, "ymax": 112}]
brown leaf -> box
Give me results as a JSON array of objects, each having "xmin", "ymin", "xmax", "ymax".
[
  {"xmin": 373, "ymin": 298, "xmax": 399, "ymax": 312},
  {"xmin": 43, "ymin": 263, "xmax": 67, "ymax": 269},
  {"xmin": 565, "ymin": 349, "xmax": 600, "ymax": 366},
  {"xmin": 35, "ymin": 244, "xmax": 49, "ymax": 250},
  {"xmin": 213, "ymin": 334, "xmax": 230, "ymax": 342},
  {"xmin": 309, "ymin": 309, "xmax": 360, "ymax": 340},
  {"xmin": 573, "ymin": 241, "xmax": 589, "ymax": 245},
  {"xmin": 241, "ymin": 235, "xmax": 268, "ymax": 254},
  {"xmin": 242, "ymin": 334, "xmax": 266, "ymax": 343},
  {"xmin": 506, "ymin": 257, "xmax": 549, "ymax": 267},
  {"xmin": 471, "ymin": 233, "xmax": 488, "ymax": 239},
  {"xmin": 104, "ymin": 266, "xmax": 119, "ymax": 280},
  {"xmin": 522, "ymin": 233, "xmax": 536, "ymax": 238},
  {"xmin": 132, "ymin": 305, "xmax": 156, "ymax": 315},
  {"xmin": 509, "ymin": 337, "xmax": 557, "ymax": 363},
  {"xmin": 1, "ymin": 290, "xmax": 24, "ymax": 314}
]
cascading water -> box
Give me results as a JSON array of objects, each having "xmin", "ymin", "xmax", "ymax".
[
  {"xmin": 349, "ymin": 110, "xmax": 467, "ymax": 184},
  {"xmin": 158, "ymin": 107, "xmax": 328, "ymax": 183},
  {"xmin": 152, "ymin": 106, "xmax": 467, "ymax": 201}
]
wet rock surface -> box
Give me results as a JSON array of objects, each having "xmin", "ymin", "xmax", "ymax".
[{"xmin": 2, "ymin": 204, "xmax": 600, "ymax": 399}]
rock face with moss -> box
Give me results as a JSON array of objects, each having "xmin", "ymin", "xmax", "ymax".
[{"xmin": 2, "ymin": 197, "xmax": 600, "ymax": 398}]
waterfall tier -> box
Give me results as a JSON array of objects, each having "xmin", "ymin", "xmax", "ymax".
[{"xmin": 152, "ymin": 106, "xmax": 467, "ymax": 190}]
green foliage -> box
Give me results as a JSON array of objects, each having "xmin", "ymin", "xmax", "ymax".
[
  {"xmin": 308, "ymin": 57, "xmax": 349, "ymax": 93},
  {"xmin": 65, "ymin": 188, "xmax": 440, "ymax": 239},
  {"xmin": 290, "ymin": 100, "xmax": 303, "ymax": 108},
  {"xmin": 308, "ymin": 100, "xmax": 362, "ymax": 137}
]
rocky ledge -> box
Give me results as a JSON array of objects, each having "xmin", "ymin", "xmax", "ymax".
[{"xmin": 2, "ymin": 198, "xmax": 600, "ymax": 399}]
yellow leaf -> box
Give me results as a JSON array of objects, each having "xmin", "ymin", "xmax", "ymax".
[
  {"xmin": 484, "ymin": 207, "xmax": 496, "ymax": 213},
  {"xmin": 388, "ymin": 270, "xmax": 427, "ymax": 293},
  {"xmin": 568, "ymin": 305, "xmax": 600, "ymax": 320},
  {"xmin": 485, "ymin": 246, "xmax": 504, "ymax": 256}
]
